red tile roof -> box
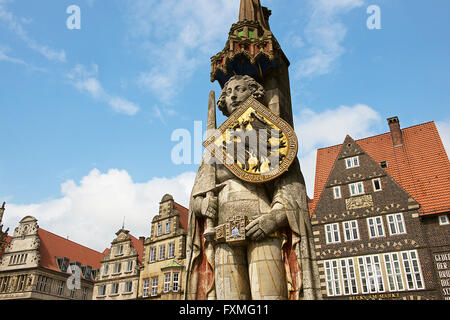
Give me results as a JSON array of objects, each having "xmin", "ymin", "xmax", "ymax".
[
  {"xmin": 310, "ymin": 121, "xmax": 450, "ymax": 216},
  {"xmin": 129, "ymin": 234, "xmax": 144, "ymax": 265},
  {"xmin": 174, "ymin": 202, "xmax": 189, "ymax": 232},
  {"xmin": 0, "ymin": 236, "xmax": 12, "ymax": 259},
  {"xmin": 38, "ymin": 228, "xmax": 104, "ymax": 273}
]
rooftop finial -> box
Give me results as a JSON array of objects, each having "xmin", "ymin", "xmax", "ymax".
[
  {"xmin": 0, "ymin": 202, "xmax": 5, "ymax": 223},
  {"xmin": 239, "ymin": 0, "xmax": 270, "ymax": 30}
]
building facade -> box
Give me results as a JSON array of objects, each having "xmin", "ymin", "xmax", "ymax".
[
  {"xmin": 138, "ymin": 194, "xmax": 188, "ymax": 300},
  {"xmin": 310, "ymin": 117, "xmax": 450, "ymax": 300},
  {"xmin": 0, "ymin": 216, "xmax": 103, "ymax": 300},
  {"xmin": 93, "ymin": 229, "xmax": 144, "ymax": 300}
]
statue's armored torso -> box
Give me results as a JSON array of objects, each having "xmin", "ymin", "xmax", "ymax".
[{"xmin": 216, "ymin": 164, "xmax": 271, "ymax": 225}]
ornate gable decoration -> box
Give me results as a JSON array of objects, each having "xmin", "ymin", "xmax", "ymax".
[{"xmin": 203, "ymin": 97, "xmax": 298, "ymax": 183}]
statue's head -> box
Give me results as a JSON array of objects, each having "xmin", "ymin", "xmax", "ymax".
[{"xmin": 217, "ymin": 75, "xmax": 265, "ymax": 117}]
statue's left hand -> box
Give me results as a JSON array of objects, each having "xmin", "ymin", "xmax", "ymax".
[
  {"xmin": 246, "ymin": 205, "xmax": 289, "ymax": 241},
  {"xmin": 245, "ymin": 214, "xmax": 278, "ymax": 242}
]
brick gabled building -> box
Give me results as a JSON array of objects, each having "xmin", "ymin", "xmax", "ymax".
[
  {"xmin": 0, "ymin": 216, "xmax": 104, "ymax": 300},
  {"xmin": 310, "ymin": 117, "xmax": 450, "ymax": 300}
]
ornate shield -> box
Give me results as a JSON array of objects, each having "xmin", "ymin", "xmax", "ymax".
[{"xmin": 203, "ymin": 97, "xmax": 298, "ymax": 183}]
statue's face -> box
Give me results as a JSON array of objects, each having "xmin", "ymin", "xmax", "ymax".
[{"xmin": 224, "ymin": 78, "xmax": 252, "ymax": 116}]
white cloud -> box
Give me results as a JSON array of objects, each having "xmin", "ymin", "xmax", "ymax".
[
  {"xmin": 3, "ymin": 169, "xmax": 196, "ymax": 252},
  {"xmin": 125, "ymin": 0, "xmax": 239, "ymax": 105},
  {"xmin": 66, "ymin": 64, "xmax": 141, "ymax": 116},
  {"xmin": 0, "ymin": 45, "xmax": 26, "ymax": 65},
  {"xmin": 294, "ymin": 103, "xmax": 381, "ymax": 197},
  {"xmin": 0, "ymin": 45, "xmax": 46, "ymax": 72},
  {"xmin": 293, "ymin": 0, "xmax": 364, "ymax": 79},
  {"xmin": 436, "ymin": 119, "xmax": 450, "ymax": 156},
  {"xmin": 0, "ymin": 1, "xmax": 66, "ymax": 63}
]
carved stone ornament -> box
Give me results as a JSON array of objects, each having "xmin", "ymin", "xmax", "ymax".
[
  {"xmin": 215, "ymin": 215, "xmax": 248, "ymax": 246},
  {"xmin": 203, "ymin": 97, "xmax": 298, "ymax": 183},
  {"xmin": 346, "ymin": 194, "xmax": 374, "ymax": 210}
]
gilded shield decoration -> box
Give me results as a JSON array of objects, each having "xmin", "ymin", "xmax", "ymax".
[{"xmin": 203, "ymin": 97, "xmax": 298, "ymax": 183}]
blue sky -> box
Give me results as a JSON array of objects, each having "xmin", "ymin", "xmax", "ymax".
[{"xmin": 1, "ymin": 0, "xmax": 449, "ymax": 251}]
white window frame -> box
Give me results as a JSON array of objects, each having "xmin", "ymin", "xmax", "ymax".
[
  {"xmin": 163, "ymin": 273, "xmax": 171, "ymax": 293},
  {"xmin": 333, "ymin": 186, "xmax": 342, "ymax": 199},
  {"xmin": 387, "ymin": 213, "xmax": 406, "ymax": 236},
  {"xmin": 367, "ymin": 216, "xmax": 385, "ymax": 238},
  {"xmin": 151, "ymin": 277, "xmax": 158, "ymax": 297},
  {"xmin": 158, "ymin": 245, "xmax": 166, "ymax": 261},
  {"xmin": 98, "ymin": 284, "xmax": 107, "ymax": 297},
  {"xmin": 383, "ymin": 253, "xmax": 405, "ymax": 292},
  {"xmin": 157, "ymin": 223, "xmax": 163, "ymax": 236},
  {"xmin": 168, "ymin": 242, "xmax": 176, "ymax": 259},
  {"xmin": 345, "ymin": 156, "xmax": 360, "ymax": 169},
  {"xmin": 111, "ymin": 283, "xmax": 119, "ymax": 295},
  {"xmin": 172, "ymin": 273, "xmax": 180, "ymax": 293},
  {"xmin": 149, "ymin": 247, "xmax": 157, "ymax": 263},
  {"xmin": 142, "ymin": 279, "xmax": 150, "ymax": 298},
  {"xmin": 124, "ymin": 281, "xmax": 133, "ymax": 293},
  {"xmin": 324, "ymin": 260, "xmax": 341, "ymax": 297},
  {"xmin": 358, "ymin": 255, "xmax": 385, "ymax": 294},
  {"xmin": 114, "ymin": 262, "xmax": 122, "ymax": 275},
  {"xmin": 439, "ymin": 215, "xmax": 449, "ymax": 226},
  {"xmin": 340, "ymin": 258, "xmax": 358, "ymax": 295},
  {"xmin": 103, "ymin": 264, "xmax": 109, "ymax": 276},
  {"xmin": 372, "ymin": 178, "xmax": 382, "ymax": 192},
  {"xmin": 57, "ymin": 280, "xmax": 65, "ymax": 296},
  {"xmin": 349, "ymin": 181, "xmax": 365, "ymax": 196},
  {"xmin": 165, "ymin": 220, "xmax": 171, "ymax": 234},
  {"xmin": 342, "ymin": 220, "xmax": 359, "ymax": 242},
  {"xmin": 401, "ymin": 250, "xmax": 425, "ymax": 291},
  {"xmin": 127, "ymin": 260, "xmax": 133, "ymax": 272},
  {"xmin": 325, "ymin": 223, "xmax": 341, "ymax": 244},
  {"xmin": 116, "ymin": 244, "xmax": 124, "ymax": 256}
]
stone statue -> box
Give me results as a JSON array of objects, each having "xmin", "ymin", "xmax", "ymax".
[{"xmin": 185, "ymin": 75, "xmax": 321, "ymax": 300}]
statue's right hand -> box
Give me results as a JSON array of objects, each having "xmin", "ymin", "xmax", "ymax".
[{"xmin": 201, "ymin": 195, "xmax": 218, "ymax": 220}]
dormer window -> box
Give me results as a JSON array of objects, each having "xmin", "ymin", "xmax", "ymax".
[
  {"xmin": 439, "ymin": 215, "xmax": 449, "ymax": 226},
  {"xmin": 56, "ymin": 257, "xmax": 70, "ymax": 272},
  {"xmin": 380, "ymin": 161, "xmax": 388, "ymax": 168},
  {"xmin": 84, "ymin": 266, "xmax": 92, "ymax": 280},
  {"xmin": 345, "ymin": 156, "xmax": 360, "ymax": 169}
]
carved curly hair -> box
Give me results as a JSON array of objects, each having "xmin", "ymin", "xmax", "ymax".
[{"xmin": 217, "ymin": 75, "xmax": 265, "ymax": 117}]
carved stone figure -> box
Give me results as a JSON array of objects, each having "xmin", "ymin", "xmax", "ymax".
[{"xmin": 185, "ymin": 75, "xmax": 321, "ymax": 300}]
